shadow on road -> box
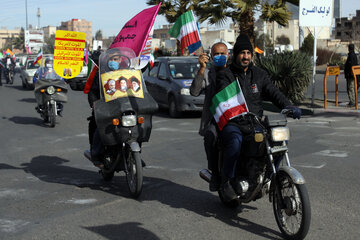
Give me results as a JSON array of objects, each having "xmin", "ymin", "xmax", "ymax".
[
  {"xmin": 3, "ymin": 155, "xmax": 282, "ymax": 240},
  {"xmin": 8, "ymin": 116, "xmax": 43, "ymax": 125},
  {"xmin": 84, "ymin": 222, "xmax": 161, "ymax": 240},
  {"xmin": 19, "ymin": 98, "xmax": 36, "ymax": 103}
]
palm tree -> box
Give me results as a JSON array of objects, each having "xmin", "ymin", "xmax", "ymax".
[
  {"xmin": 193, "ymin": 0, "xmax": 298, "ymax": 44},
  {"xmin": 146, "ymin": 0, "xmax": 197, "ymax": 55}
]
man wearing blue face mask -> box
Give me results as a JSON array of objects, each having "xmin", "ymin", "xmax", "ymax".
[{"xmin": 190, "ymin": 42, "xmax": 229, "ymax": 191}]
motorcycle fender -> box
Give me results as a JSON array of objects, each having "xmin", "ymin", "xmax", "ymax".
[
  {"xmin": 128, "ymin": 141, "xmax": 141, "ymax": 152},
  {"xmin": 278, "ymin": 166, "xmax": 306, "ymax": 184}
]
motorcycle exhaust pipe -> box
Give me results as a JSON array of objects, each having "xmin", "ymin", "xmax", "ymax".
[{"xmin": 199, "ymin": 169, "xmax": 212, "ymax": 183}]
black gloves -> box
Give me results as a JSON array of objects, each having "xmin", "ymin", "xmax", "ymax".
[{"xmin": 285, "ymin": 105, "xmax": 302, "ymax": 119}]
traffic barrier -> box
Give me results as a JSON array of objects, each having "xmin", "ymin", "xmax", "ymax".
[
  {"xmin": 323, "ymin": 66, "xmax": 340, "ymax": 109},
  {"xmin": 352, "ymin": 66, "xmax": 360, "ymax": 110}
]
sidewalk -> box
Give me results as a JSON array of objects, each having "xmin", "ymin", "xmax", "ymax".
[
  {"xmin": 298, "ymin": 98, "xmax": 360, "ymax": 117},
  {"xmin": 263, "ymin": 98, "xmax": 360, "ymax": 118}
]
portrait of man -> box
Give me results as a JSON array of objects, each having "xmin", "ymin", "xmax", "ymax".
[
  {"xmin": 119, "ymin": 77, "xmax": 128, "ymax": 92},
  {"xmin": 130, "ymin": 77, "xmax": 141, "ymax": 92},
  {"xmin": 106, "ymin": 79, "xmax": 117, "ymax": 95}
]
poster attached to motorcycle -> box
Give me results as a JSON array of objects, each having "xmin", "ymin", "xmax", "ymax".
[
  {"xmin": 99, "ymin": 47, "xmax": 145, "ymax": 102},
  {"xmin": 53, "ymin": 30, "xmax": 86, "ymax": 79}
]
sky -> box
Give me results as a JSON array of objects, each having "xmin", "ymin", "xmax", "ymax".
[{"xmin": 1, "ymin": 0, "xmax": 359, "ymax": 37}]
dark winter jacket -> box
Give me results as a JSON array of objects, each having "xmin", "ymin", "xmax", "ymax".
[
  {"xmin": 344, "ymin": 51, "xmax": 358, "ymax": 79},
  {"xmin": 216, "ymin": 62, "xmax": 292, "ymax": 119}
]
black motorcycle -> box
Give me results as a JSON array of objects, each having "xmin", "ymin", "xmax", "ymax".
[
  {"xmin": 34, "ymin": 67, "xmax": 67, "ymax": 127},
  {"xmin": 84, "ymin": 47, "xmax": 158, "ymax": 198},
  {"xmin": 200, "ymin": 110, "xmax": 311, "ymax": 240},
  {"xmin": 4, "ymin": 61, "xmax": 14, "ymax": 84}
]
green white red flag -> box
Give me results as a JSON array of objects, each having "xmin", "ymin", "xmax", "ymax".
[
  {"xmin": 210, "ymin": 81, "xmax": 248, "ymax": 131},
  {"xmin": 34, "ymin": 49, "xmax": 42, "ymax": 65},
  {"xmin": 83, "ymin": 58, "xmax": 99, "ymax": 94},
  {"xmin": 168, "ymin": 10, "xmax": 202, "ymax": 55}
]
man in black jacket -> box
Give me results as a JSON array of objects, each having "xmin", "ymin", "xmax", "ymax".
[
  {"xmin": 190, "ymin": 42, "xmax": 229, "ymax": 191},
  {"xmin": 344, "ymin": 44, "xmax": 359, "ymax": 107},
  {"xmin": 216, "ymin": 34, "xmax": 301, "ymax": 201}
]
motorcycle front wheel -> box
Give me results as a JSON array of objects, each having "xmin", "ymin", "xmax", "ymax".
[
  {"xmin": 48, "ymin": 103, "xmax": 56, "ymax": 127},
  {"xmin": 125, "ymin": 148, "xmax": 143, "ymax": 198},
  {"xmin": 273, "ymin": 171, "xmax": 311, "ymax": 240}
]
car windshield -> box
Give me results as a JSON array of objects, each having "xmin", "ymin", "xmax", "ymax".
[
  {"xmin": 27, "ymin": 60, "xmax": 39, "ymax": 69},
  {"xmin": 169, "ymin": 62, "xmax": 200, "ymax": 79}
]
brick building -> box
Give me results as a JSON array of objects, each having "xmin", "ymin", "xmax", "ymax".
[{"xmin": 59, "ymin": 19, "xmax": 92, "ymax": 46}]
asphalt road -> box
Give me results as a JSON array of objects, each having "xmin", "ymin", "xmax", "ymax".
[{"xmin": 0, "ymin": 74, "xmax": 359, "ymax": 240}]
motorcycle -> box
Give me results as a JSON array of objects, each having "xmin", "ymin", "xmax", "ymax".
[
  {"xmin": 34, "ymin": 67, "xmax": 68, "ymax": 127},
  {"xmin": 4, "ymin": 59, "xmax": 14, "ymax": 84},
  {"xmin": 84, "ymin": 47, "xmax": 158, "ymax": 198},
  {"xmin": 200, "ymin": 110, "xmax": 311, "ymax": 240}
]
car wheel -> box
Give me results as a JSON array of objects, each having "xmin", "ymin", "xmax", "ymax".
[
  {"xmin": 21, "ymin": 76, "xmax": 26, "ymax": 89},
  {"xmin": 169, "ymin": 96, "xmax": 181, "ymax": 118}
]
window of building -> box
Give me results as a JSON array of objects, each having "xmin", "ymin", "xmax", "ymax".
[
  {"xmin": 337, "ymin": 23, "xmax": 342, "ymax": 27},
  {"xmin": 153, "ymin": 34, "xmax": 157, "ymax": 38},
  {"xmin": 278, "ymin": 24, "xmax": 283, "ymax": 29},
  {"xmin": 161, "ymin": 33, "xmax": 167, "ymax": 39},
  {"xmin": 336, "ymin": 32, "xmax": 341, "ymax": 36}
]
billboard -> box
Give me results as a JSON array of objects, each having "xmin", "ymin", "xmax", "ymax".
[
  {"xmin": 24, "ymin": 30, "xmax": 44, "ymax": 52},
  {"xmin": 299, "ymin": 0, "xmax": 334, "ymax": 27}
]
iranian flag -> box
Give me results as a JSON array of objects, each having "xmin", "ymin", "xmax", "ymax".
[
  {"xmin": 210, "ymin": 81, "xmax": 249, "ymax": 131},
  {"xmin": 168, "ymin": 10, "xmax": 202, "ymax": 55},
  {"xmin": 34, "ymin": 49, "xmax": 42, "ymax": 65},
  {"xmin": 83, "ymin": 58, "xmax": 99, "ymax": 94}
]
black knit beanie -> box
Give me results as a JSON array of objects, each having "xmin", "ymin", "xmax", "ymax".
[{"xmin": 233, "ymin": 34, "xmax": 253, "ymax": 58}]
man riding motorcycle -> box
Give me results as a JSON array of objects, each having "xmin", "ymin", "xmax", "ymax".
[
  {"xmin": 2, "ymin": 52, "xmax": 15, "ymax": 84},
  {"xmin": 190, "ymin": 42, "xmax": 230, "ymax": 191},
  {"xmin": 213, "ymin": 34, "xmax": 301, "ymax": 202}
]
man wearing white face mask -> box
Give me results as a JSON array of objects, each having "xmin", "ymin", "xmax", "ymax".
[{"xmin": 190, "ymin": 42, "xmax": 229, "ymax": 191}]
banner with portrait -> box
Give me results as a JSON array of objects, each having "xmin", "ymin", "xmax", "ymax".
[{"xmin": 101, "ymin": 69, "xmax": 144, "ymax": 102}]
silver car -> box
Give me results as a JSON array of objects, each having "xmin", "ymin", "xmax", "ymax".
[{"xmin": 20, "ymin": 56, "xmax": 40, "ymax": 90}]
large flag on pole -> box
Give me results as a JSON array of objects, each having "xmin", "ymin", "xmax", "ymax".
[
  {"xmin": 210, "ymin": 81, "xmax": 249, "ymax": 131},
  {"xmin": 109, "ymin": 3, "xmax": 161, "ymax": 56},
  {"xmin": 168, "ymin": 10, "xmax": 202, "ymax": 55},
  {"xmin": 83, "ymin": 58, "xmax": 99, "ymax": 94}
]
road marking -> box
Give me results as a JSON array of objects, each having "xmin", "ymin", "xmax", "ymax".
[
  {"xmin": 0, "ymin": 189, "xmax": 26, "ymax": 198},
  {"xmin": 50, "ymin": 133, "xmax": 87, "ymax": 143},
  {"xmin": 145, "ymin": 165, "xmax": 196, "ymax": 172},
  {"xmin": 293, "ymin": 163, "xmax": 326, "ymax": 169},
  {"xmin": 0, "ymin": 219, "xmax": 30, "ymax": 233},
  {"xmin": 314, "ymin": 150, "xmax": 348, "ymax": 158},
  {"xmin": 153, "ymin": 127, "xmax": 197, "ymax": 133},
  {"xmin": 60, "ymin": 198, "xmax": 97, "ymax": 204}
]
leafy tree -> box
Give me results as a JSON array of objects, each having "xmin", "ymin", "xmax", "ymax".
[
  {"xmin": 146, "ymin": 0, "xmax": 198, "ymax": 55},
  {"xmin": 255, "ymin": 33, "xmax": 273, "ymax": 50},
  {"xmin": 276, "ymin": 34, "xmax": 290, "ymax": 45},
  {"xmin": 13, "ymin": 28, "xmax": 25, "ymax": 52},
  {"xmin": 193, "ymin": 0, "xmax": 298, "ymax": 44},
  {"xmin": 43, "ymin": 35, "xmax": 55, "ymax": 54},
  {"xmin": 299, "ymin": 33, "xmax": 314, "ymax": 55}
]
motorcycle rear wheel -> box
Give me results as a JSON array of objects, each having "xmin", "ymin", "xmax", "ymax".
[
  {"xmin": 125, "ymin": 149, "xmax": 143, "ymax": 198},
  {"xmin": 273, "ymin": 171, "xmax": 311, "ymax": 240}
]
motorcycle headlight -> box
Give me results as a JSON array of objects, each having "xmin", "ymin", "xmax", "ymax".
[
  {"xmin": 271, "ymin": 127, "xmax": 290, "ymax": 142},
  {"xmin": 121, "ymin": 115, "xmax": 137, "ymax": 127},
  {"xmin": 46, "ymin": 86, "xmax": 56, "ymax": 95},
  {"xmin": 180, "ymin": 88, "xmax": 190, "ymax": 95}
]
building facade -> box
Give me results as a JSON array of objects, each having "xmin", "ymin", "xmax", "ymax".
[
  {"xmin": 59, "ymin": 19, "xmax": 92, "ymax": 46},
  {"xmin": 334, "ymin": 10, "xmax": 360, "ymax": 42},
  {"xmin": 0, "ymin": 28, "xmax": 21, "ymax": 50}
]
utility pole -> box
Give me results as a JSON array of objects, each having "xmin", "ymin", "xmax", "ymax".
[
  {"xmin": 37, "ymin": 8, "xmax": 41, "ymax": 29},
  {"xmin": 25, "ymin": 0, "xmax": 28, "ymax": 30}
]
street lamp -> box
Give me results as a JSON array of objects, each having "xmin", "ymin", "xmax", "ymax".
[{"xmin": 25, "ymin": 0, "xmax": 28, "ymax": 30}]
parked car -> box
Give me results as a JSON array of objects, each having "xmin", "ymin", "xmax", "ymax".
[
  {"xmin": 143, "ymin": 56, "xmax": 204, "ymax": 117},
  {"xmin": 20, "ymin": 55, "xmax": 39, "ymax": 90}
]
